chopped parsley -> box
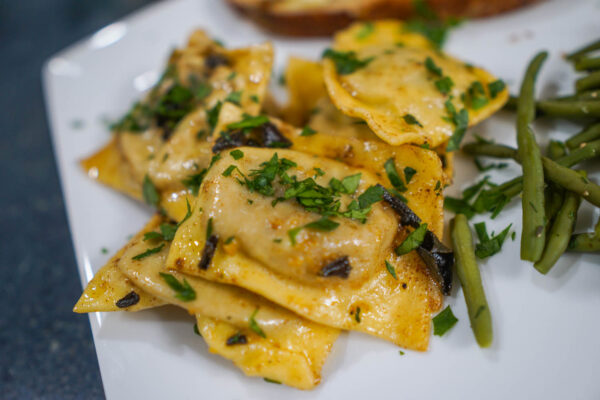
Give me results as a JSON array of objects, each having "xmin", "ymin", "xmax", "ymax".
[
  {"xmin": 132, "ymin": 243, "xmax": 165, "ymax": 260},
  {"xmin": 474, "ymin": 222, "xmax": 512, "ymax": 259},
  {"xmin": 444, "ymin": 99, "xmax": 469, "ymax": 152},
  {"xmin": 432, "ymin": 305, "xmax": 458, "ymax": 336},
  {"xmin": 424, "ymin": 56, "xmax": 443, "ymax": 77},
  {"xmin": 399, "ymin": 350, "xmax": 405, "ymax": 356},
  {"xmin": 300, "ymin": 126, "xmax": 317, "ymax": 136},
  {"xmin": 384, "ymin": 158, "xmax": 407, "ymax": 192},
  {"xmin": 404, "ymin": 0, "xmax": 461, "ymax": 49},
  {"xmin": 142, "ymin": 175, "xmax": 160, "ymax": 208},
  {"xmin": 435, "ymin": 76, "xmax": 454, "ymax": 95},
  {"xmin": 159, "ymin": 272, "xmax": 196, "ymax": 301},
  {"xmin": 487, "ymin": 79, "xmax": 506, "ymax": 99},
  {"xmin": 356, "ymin": 22, "xmax": 374, "ymax": 39},
  {"xmin": 444, "ymin": 197, "xmax": 475, "ymax": 219},
  {"xmin": 182, "ymin": 170, "xmax": 208, "ymax": 196},
  {"xmin": 226, "ymin": 71, "xmax": 236, "ymax": 81},
  {"xmin": 230, "ymin": 149, "xmax": 244, "ymax": 160},
  {"xmin": 395, "ymin": 223, "xmax": 428, "ymax": 255},
  {"xmin": 224, "ymin": 91, "xmax": 242, "ymax": 106},
  {"xmin": 354, "ymin": 307, "xmax": 361, "ymax": 323},
  {"xmin": 358, "ymin": 185, "xmax": 384, "ymax": 209},
  {"xmin": 206, "ymin": 101, "xmax": 222, "ymax": 132},
  {"xmin": 234, "ymin": 153, "xmax": 380, "ymax": 223},
  {"xmin": 224, "ymin": 236, "xmax": 235, "ymax": 244},
  {"xmin": 226, "ymin": 332, "xmax": 247, "ymax": 345},
  {"xmin": 249, "ymin": 94, "xmax": 259, "ymax": 103},
  {"xmin": 206, "ymin": 217, "xmax": 214, "ymax": 238},
  {"xmin": 403, "ymin": 113, "xmax": 423, "ymax": 127},
  {"xmin": 288, "ymin": 217, "xmax": 340, "ymax": 245},
  {"xmin": 322, "ymin": 49, "xmax": 374, "ymax": 75},
  {"xmin": 404, "ymin": 166, "xmax": 417, "ymax": 184},
  {"xmin": 385, "ymin": 260, "xmax": 398, "ymax": 279},
  {"xmin": 179, "ymin": 199, "xmax": 193, "ymax": 226},
  {"xmin": 463, "ymin": 81, "xmax": 489, "ymax": 110},
  {"xmin": 226, "ymin": 114, "xmax": 269, "ymax": 130},
  {"xmin": 474, "ymin": 158, "xmax": 508, "ymax": 172},
  {"xmin": 143, "ymin": 223, "xmax": 177, "ymax": 242},
  {"xmin": 193, "ymin": 323, "xmax": 201, "ymax": 336},
  {"xmin": 249, "ymin": 308, "xmax": 266, "ymax": 338},
  {"xmin": 101, "ymin": 247, "xmax": 108, "ymax": 254}
]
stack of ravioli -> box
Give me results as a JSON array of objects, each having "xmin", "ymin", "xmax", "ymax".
[{"xmin": 75, "ymin": 21, "xmax": 507, "ymax": 389}]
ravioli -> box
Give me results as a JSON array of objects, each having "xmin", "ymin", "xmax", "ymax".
[
  {"xmin": 167, "ymin": 105, "xmax": 445, "ymax": 349},
  {"xmin": 322, "ymin": 20, "xmax": 508, "ymax": 148},
  {"xmin": 73, "ymin": 246, "xmax": 164, "ymax": 313},
  {"xmin": 116, "ymin": 215, "xmax": 339, "ymax": 389},
  {"xmin": 282, "ymin": 58, "xmax": 454, "ymax": 182},
  {"xmin": 114, "ymin": 29, "xmax": 273, "ymax": 191}
]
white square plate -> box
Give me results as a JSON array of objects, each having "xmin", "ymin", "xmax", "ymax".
[{"xmin": 43, "ymin": 1, "xmax": 600, "ymax": 398}]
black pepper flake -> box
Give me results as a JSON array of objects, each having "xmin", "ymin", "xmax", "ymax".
[
  {"xmin": 319, "ymin": 256, "xmax": 351, "ymax": 278},
  {"xmin": 199, "ymin": 234, "xmax": 219, "ymax": 270},
  {"xmin": 205, "ymin": 53, "xmax": 229, "ymax": 69},
  {"xmin": 115, "ymin": 291, "xmax": 140, "ymax": 308},
  {"xmin": 402, "ymin": 283, "xmax": 408, "ymax": 289},
  {"xmin": 379, "ymin": 184, "xmax": 453, "ymax": 295},
  {"xmin": 261, "ymin": 122, "xmax": 292, "ymax": 148},
  {"xmin": 226, "ymin": 332, "xmax": 248, "ymax": 346}
]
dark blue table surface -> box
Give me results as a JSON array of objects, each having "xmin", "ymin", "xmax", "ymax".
[{"xmin": 0, "ymin": 1, "xmax": 158, "ymax": 398}]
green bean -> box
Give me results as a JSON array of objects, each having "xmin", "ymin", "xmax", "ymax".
[
  {"xmin": 450, "ymin": 214, "xmax": 492, "ymax": 348},
  {"xmin": 541, "ymin": 158, "xmax": 600, "ymax": 207},
  {"xmin": 566, "ymin": 122, "xmax": 600, "ymax": 149},
  {"xmin": 463, "ymin": 140, "xmax": 600, "ymax": 168},
  {"xmin": 534, "ymin": 191, "xmax": 581, "ymax": 274},
  {"xmin": 517, "ymin": 52, "xmax": 548, "ymax": 262},
  {"xmin": 575, "ymin": 56, "xmax": 600, "ymax": 71},
  {"xmin": 461, "ymin": 142, "xmax": 519, "ymax": 160},
  {"xmin": 556, "ymin": 139, "xmax": 600, "ymax": 165},
  {"xmin": 576, "ymin": 71, "xmax": 600, "ymax": 92},
  {"xmin": 569, "ymin": 217, "xmax": 600, "ymax": 252},
  {"xmin": 548, "ymin": 140, "xmax": 567, "ymax": 160},
  {"xmin": 537, "ymin": 99, "xmax": 600, "ymax": 118},
  {"xmin": 505, "ymin": 91, "xmax": 600, "ymax": 113},
  {"xmin": 566, "ymin": 38, "xmax": 600, "ymax": 61},
  {"xmin": 553, "ymin": 90, "xmax": 600, "ymax": 102}
]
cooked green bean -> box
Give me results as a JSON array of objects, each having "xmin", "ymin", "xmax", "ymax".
[
  {"xmin": 450, "ymin": 214, "xmax": 492, "ymax": 348},
  {"xmin": 536, "ymin": 99, "xmax": 600, "ymax": 118},
  {"xmin": 548, "ymin": 140, "xmax": 567, "ymax": 160},
  {"xmin": 534, "ymin": 191, "xmax": 581, "ymax": 274},
  {"xmin": 461, "ymin": 142, "xmax": 519, "ymax": 160},
  {"xmin": 505, "ymin": 90, "xmax": 600, "ymax": 112},
  {"xmin": 566, "ymin": 38, "xmax": 600, "ymax": 61},
  {"xmin": 517, "ymin": 52, "xmax": 548, "ymax": 262},
  {"xmin": 541, "ymin": 158, "xmax": 600, "ymax": 207},
  {"xmin": 566, "ymin": 123, "xmax": 600, "ymax": 149},
  {"xmin": 463, "ymin": 140, "xmax": 600, "ymax": 168},
  {"xmin": 575, "ymin": 71, "xmax": 600, "ymax": 92},
  {"xmin": 569, "ymin": 217, "xmax": 600, "ymax": 252},
  {"xmin": 575, "ymin": 56, "xmax": 600, "ymax": 71}
]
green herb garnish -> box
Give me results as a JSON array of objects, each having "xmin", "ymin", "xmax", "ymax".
[
  {"xmin": 445, "ymin": 99, "xmax": 469, "ymax": 152},
  {"xmin": 403, "ymin": 113, "xmax": 423, "ymax": 127},
  {"xmin": 249, "ymin": 308, "xmax": 266, "ymax": 338},
  {"xmin": 424, "ymin": 56, "xmax": 443, "ymax": 77},
  {"xmin": 226, "ymin": 114, "xmax": 269, "ymax": 130},
  {"xmin": 230, "ymin": 149, "xmax": 244, "ymax": 160},
  {"xmin": 395, "ymin": 223, "xmax": 428, "ymax": 255},
  {"xmin": 300, "ymin": 126, "xmax": 317, "ymax": 136},
  {"xmin": 404, "ymin": 166, "xmax": 417, "ymax": 184},
  {"xmin": 159, "ymin": 272, "xmax": 196, "ymax": 301},
  {"xmin": 264, "ymin": 378, "xmax": 281, "ymax": 384},
  {"xmin": 474, "ymin": 222, "xmax": 512, "ymax": 259},
  {"xmin": 354, "ymin": 307, "xmax": 361, "ymax": 323},
  {"xmin": 384, "ymin": 158, "xmax": 407, "ymax": 192},
  {"xmin": 435, "ymin": 76, "xmax": 454, "ymax": 95},
  {"xmin": 142, "ymin": 175, "xmax": 160, "ymax": 208},
  {"xmin": 322, "ymin": 49, "xmax": 375, "ymax": 75},
  {"xmin": 385, "ymin": 260, "xmax": 398, "ymax": 279},
  {"xmin": 487, "ymin": 79, "xmax": 506, "ymax": 99},
  {"xmin": 432, "ymin": 305, "xmax": 458, "ymax": 336},
  {"xmin": 132, "ymin": 243, "xmax": 165, "ymax": 260}
]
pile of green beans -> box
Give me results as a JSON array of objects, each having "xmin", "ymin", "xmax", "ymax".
[{"xmin": 460, "ymin": 38, "xmax": 600, "ymax": 275}]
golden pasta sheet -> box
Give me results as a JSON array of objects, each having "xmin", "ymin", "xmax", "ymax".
[
  {"xmin": 116, "ymin": 215, "xmax": 338, "ymax": 389},
  {"xmin": 282, "ymin": 57, "xmax": 454, "ymax": 184},
  {"xmin": 322, "ymin": 20, "xmax": 509, "ymax": 147},
  {"xmin": 113, "ymin": 29, "xmax": 273, "ymax": 190},
  {"xmin": 74, "ymin": 245, "xmax": 164, "ymax": 313},
  {"xmin": 166, "ymin": 104, "xmax": 445, "ymax": 350}
]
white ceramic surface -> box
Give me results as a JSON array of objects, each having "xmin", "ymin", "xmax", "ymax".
[{"xmin": 43, "ymin": 1, "xmax": 600, "ymax": 399}]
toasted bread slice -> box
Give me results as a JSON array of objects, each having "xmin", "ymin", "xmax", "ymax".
[{"xmin": 227, "ymin": 0, "xmax": 541, "ymax": 36}]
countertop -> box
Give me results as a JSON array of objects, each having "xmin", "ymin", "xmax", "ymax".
[{"xmin": 0, "ymin": 1, "xmax": 157, "ymax": 398}]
